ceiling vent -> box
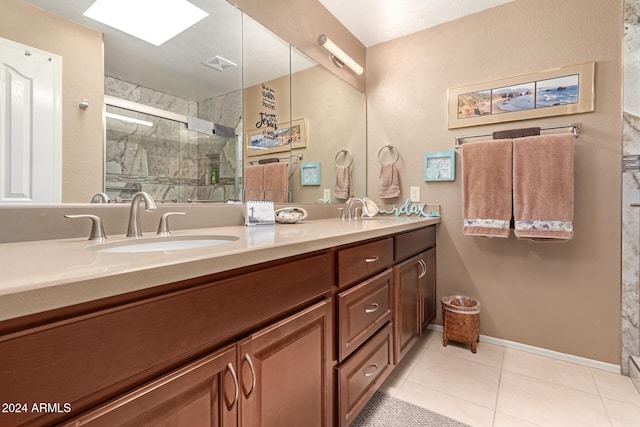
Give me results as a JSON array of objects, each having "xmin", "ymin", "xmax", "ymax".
[{"xmin": 202, "ymin": 55, "xmax": 237, "ymax": 71}]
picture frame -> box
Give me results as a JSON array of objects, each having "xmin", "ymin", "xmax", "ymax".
[
  {"xmin": 424, "ymin": 150, "xmax": 455, "ymax": 181},
  {"xmin": 300, "ymin": 162, "xmax": 321, "ymax": 185},
  {"xmin": 448, "ymin": 61, "xmax": 594, "ymax": 129},
  {"xmin": 245, "ymin": 117, "xmax": 307, "ymax": 157}
]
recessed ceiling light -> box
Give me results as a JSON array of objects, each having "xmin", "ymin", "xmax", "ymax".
[{"xmin": 83, "ymin": 0, "xmax": 208, "ymax": 46}]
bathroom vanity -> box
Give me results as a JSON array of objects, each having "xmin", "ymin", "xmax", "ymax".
[{"xmin": 0, "ymin": 216, "xmax": 438, "ymax": 426}]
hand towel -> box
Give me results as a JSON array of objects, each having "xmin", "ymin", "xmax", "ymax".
[
  {"xmin": 513, "ymin": 134, "xmax": 574, "ymax": 241},
  {"xmin": 378, "ymin": 162, "xmax": 400, "ymax": 198},
  {"xmin": 263, "ymin": 162, "xmax": 289, "ymax": 203},
  {"xmin": 462, "ymin": 139, "xmax": 512, "ymax": 238},
  {"xmin": 334, "ymin": 165, "xmax": 352, "ymax": 200},
  {"xmin": 244, "ymin": 164, "xmax": 264, "ymax": 200}
]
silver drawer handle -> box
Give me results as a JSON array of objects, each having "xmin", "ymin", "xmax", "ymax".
[
  {"xmin": 243, "ymin": 354, "xmax": 256, "ymax": 398},
  {"xmin": 364, "ymin": 364, "xmax": 378, "ymax": 377},
  {"xmin": 225, "ymin": 362, "xmax": 239, "ymax": 409},
  {"xmin": 365, "ymin": 256, "xmax": 379, "ymax": 263},
  {"xmin": 418, "ymin": 259, "xmax": 427, "ymax": 278},
  {"xmin": 365, "ymin": 303, "xmax": 379, "ymax": 313}
]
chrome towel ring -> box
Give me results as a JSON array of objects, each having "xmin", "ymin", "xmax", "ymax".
[
  {"xmin": 378, "ymin": 144, "xmax": 399, "ymax": 164},
  {"xmin": 335, "ymin": 148, "xmax": 353, "ymax": 168}
]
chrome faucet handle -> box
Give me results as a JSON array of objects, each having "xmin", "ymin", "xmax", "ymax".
[
  {"xmin": 65, "ymin": 214, "xmax": 107, "ymax": 241},
  {"xmin": 157, "ymin": 212, "xmax": 186, "ymax": 236},
  {"xmin": 337, "ymin": 207, "xmax": 345, "ymax": 220},
  {"xmin": 90, "ymin": 192, "xmax": 109, "ymax": 203}
]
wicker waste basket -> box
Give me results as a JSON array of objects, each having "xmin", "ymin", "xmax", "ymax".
[{"xmin": 442, "ymin": 295, "xmax": 480, "ymax": 353}]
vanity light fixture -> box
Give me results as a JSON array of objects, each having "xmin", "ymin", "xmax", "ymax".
[
  {"xmin": 83, "ymin": 0, "xmax": 208, "ymax": 46},
  {"xmin": 318, "ymin": 34, "xmax": 363, "ymax": 75},
  {"xmin": 105, "ymin": 112, "xmax": 153, "ymax": 127}
]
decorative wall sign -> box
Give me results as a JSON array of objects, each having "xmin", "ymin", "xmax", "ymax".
[
  {"xmin": 448, "ymin": 61, "xmax": 594, "ymax": 129},
  {"xmin": 300, "ymin": 162, "xmax": 321, "ymax": 185},
  {"xmin": 424, "ymin": 150, "xmax": 455, "ymax": 181},
  {"xmin": 379, "ymin": 199, "xmax": 441, "ymax": 218},
  {"xmin": 246, "ymin": 118, "xmax": 307, "ymax": 157}
]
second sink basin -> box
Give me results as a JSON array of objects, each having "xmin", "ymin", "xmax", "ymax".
[{"xmin": 91, "ymin": 235, "xmax": 239, "ymax": 253}]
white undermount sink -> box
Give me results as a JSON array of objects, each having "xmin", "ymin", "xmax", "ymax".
[{"xmin": 90, "ymin": 235, "xmax": 240, "ymax": 253}]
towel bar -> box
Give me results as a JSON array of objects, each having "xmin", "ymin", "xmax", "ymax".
[{"xmin": 454, "ymin": 123, "xmax": 580, "ymax": 148}]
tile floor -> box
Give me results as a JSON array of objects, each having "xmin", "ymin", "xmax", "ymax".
[{"xmin": 380, "ymin": 329, "xmax": 640, "ymax": 427}]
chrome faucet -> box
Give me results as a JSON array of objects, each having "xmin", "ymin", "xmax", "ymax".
[
  {"xmin": 126, "ymin": 192, "xmax": 157, "ymax": 237},
  {"xmin": 347, "ymin": 197, "xmax": 365, "ymax": 219},
  {"xmin": 90, "ymin": 192, "xmax": 109, "ymax": 203}
]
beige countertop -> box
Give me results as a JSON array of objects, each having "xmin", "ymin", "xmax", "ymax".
[{"xmin": 0, "ymin": 216, "xmax": 439, "ymax": 321}]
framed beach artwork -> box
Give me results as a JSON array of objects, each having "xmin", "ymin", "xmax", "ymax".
[
  {"xmin": 245, "ymin": 118, "xmax": 307, "ymax": 157},
  {"xmin": 448, "ymin": 61, "xmax": 594, "ymax": 129}
]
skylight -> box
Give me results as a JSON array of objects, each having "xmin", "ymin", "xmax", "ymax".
[{"xmin": 83, "ymin": 0, "xmax": 208, "ymax": 46}]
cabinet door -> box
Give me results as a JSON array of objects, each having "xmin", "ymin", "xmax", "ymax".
[
  {"xmin": 421, "ymin": 248, "xmax": 437, "ymax": 329},
  {"xmin": 238, "ymin": 300, "xmax": 332, "ymax": 427},
  {"xmin": 393, "ymin": 255, "xmax": 421, "ymax": 364},
  {"xmin": 61, "ymin": 344, "xmax": 239, "ymax": 427}
]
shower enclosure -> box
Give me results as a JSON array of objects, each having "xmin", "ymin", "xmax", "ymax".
[{"xmin": 104, "ymin": 88, "xmax": 241, "ymax": 204}]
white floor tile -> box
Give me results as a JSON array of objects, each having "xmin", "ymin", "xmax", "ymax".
[
  {"xmin": 493, "ymin": 412, "xmax": 541, "ymax": 427},
  {"xmin": 592, "ymin": 368, "xmax": 640, "ymax": 407},
  {"xmin": 406, "ymin": 348, "xmax": 501, "ymax": 409},
  {"xmin": 428, "ymin": 331, "xmax": 505, "ymax": 368},
  {"xmin": 395, "ymin": 379, "xmax": 495, "ymax": 427},
  {"xmin": 375, "ymin": 331, "xmax": 639, "ymax": 427},
  {"xmin": 502, "ymin": 348, "xmax": 599, "ymax": 394},
  {"xmin": 603, "ymin": 397, "xmax": 640, "ymax": 427},
  {"xmin": 497, "ymin": 371, "xmax": 610, "ymax": 427}
]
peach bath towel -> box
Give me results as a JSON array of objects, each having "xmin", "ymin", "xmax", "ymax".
[
  {"xmin": 378, "ymin": 162, "xmax": 400, "ymax": 198},
  {"xmin": 244, "ymin": 164, "xmax": 264, "ymax": 200},
  {"xmin": 462, "ymin": 139, "xmax": 512, "ymax": 238},
  {"xmin": 334, "ymin": 165, "xmax": 352, "ymax": 200},
  {"xmin": 513, "ymin": 134, "xmax": 574, "ymax": 241},
  {"xmin": 263, "ymin": 162, "xmax": 289, "ymax": 203}
]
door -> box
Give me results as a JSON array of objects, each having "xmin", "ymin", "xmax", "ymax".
[
  {"xmin": 393, "ymin": 254, "xmax": 421, "ymax": 364},
  {"xmin": 238, "ymin": 299, "xmax": 332, "ymax": 427},
  {"xmin": 0, "ymin": 37, "xmax": 61, "ymax": 202},
  {"xmin": 421, "ymin": 248, "xmax": 437, "ymax": 329},
  {"xmin": 59, "ymin": 345, "xmax": 239, "ymax": 427}
]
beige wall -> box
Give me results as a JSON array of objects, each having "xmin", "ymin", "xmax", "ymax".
[
  {"xmin": 367, "ymin": 0, "xmax": 623, "ymax": 364},
  {"xmin": 1, "ymin": 0, "xmax": 104, "ymax": 202}
]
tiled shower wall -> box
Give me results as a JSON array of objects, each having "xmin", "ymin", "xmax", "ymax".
[
  {"xmin": 623, "ymin": 0, "xmax": 640, "ymax": 376},
  {"xmin": 104, "ymin": 76, "xmax": 242, "ymax": 203}
]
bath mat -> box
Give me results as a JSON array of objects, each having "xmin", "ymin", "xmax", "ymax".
[{"xmin": 351, "ymin": 391, "xmax": 471, "ymax": 427}]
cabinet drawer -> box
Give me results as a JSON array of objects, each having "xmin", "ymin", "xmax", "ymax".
[
  {"xmin": 336, "ymin": 322, "xmax": 393, "ymax": 426},
  {"xmin": 394, "ymin": 226, "xmax": 436, "ymax": 262},
  {"xmin": 337, "ymin": 269, "xmax": 393, "ymax": 362},
  {"xmin": 337, "ymin": 238, "xmax": 393, "ymax": 287}
]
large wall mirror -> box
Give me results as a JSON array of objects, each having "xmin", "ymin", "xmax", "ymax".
[{"xmin": 3, "ymin": 0, "xmax": 366, "ymax": 204}]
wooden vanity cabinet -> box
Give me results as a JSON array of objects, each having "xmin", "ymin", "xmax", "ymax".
[
  {"xmin": 0, "ymin": 251, "xmax": 332, "ymax": 427},
  {"xmin": 393, "ymin": 227, "xmax": 437, "ymax": 364}
]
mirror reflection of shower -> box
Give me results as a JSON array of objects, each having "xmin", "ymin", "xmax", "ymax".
[{"xmin": 104, "ymin": 91, "xmax": 241, "ymax": 204}]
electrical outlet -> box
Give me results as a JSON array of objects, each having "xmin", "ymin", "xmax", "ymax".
[
  {"xmin": 410, "ymin": 186, "xmax": 421, "ymax": 202},
  {"xmin": 323, "ymin": 188, "xmax": 331, "ymax": 201}
]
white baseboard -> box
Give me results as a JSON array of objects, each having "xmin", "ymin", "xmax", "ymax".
[{"xmin": 427, "ymin": 324, "xmax": 621, "ymax": 374}]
